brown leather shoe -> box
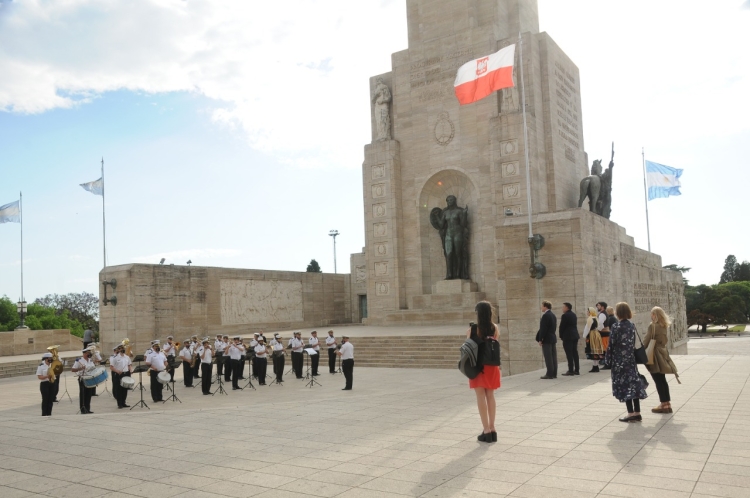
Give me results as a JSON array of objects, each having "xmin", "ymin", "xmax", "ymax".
[{"xmin": 652, "ymin": 406, "xmax": 673, "ymax": 414}]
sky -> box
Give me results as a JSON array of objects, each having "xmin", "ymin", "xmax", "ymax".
[{"xmin": 1, "ymin": 0, "xmax": 749, "ymax": 303}]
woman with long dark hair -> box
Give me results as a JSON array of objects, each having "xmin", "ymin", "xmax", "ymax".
[
  {"xmin": 468, "ymin": 301, "xmax": 501, "ymax": 442},
  {"xmin": 605, "ymin": 302, "xmax": 648, "ymax": 422}
]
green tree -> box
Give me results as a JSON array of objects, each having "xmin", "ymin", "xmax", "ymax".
[
  {"xmin": 720, "ymin": 255, "xmax": 739, "ymax": 284},
  {"xmin": 34, "ymin": 292, "xmax": 99, "ymax": 330},
  {"xmin": 738, "ymin": 261, "xmax": 750, "ymax": 282},
  {"xmin": 306, "ymin": 259, "xmax": 322, "ymax": 273},
  {"xmin": 663, "ymin": 264, "xmax": 691, "ymax": 285},
  {"xmin": 0, "ymin": 296, "xmax": 20, "ymax": 331}
]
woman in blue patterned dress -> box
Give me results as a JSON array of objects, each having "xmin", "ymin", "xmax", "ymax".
[{"xmin": 604, "ymin": 302, "xmax": 648, "ymax": 422}]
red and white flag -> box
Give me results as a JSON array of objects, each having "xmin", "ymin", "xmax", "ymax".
[{"xmin": 454, "ymin": 45, "xmax": 516, "ymax": 105}]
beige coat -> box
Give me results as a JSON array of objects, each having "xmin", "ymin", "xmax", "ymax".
[{"xmin": 643, "ymin": 323, "xmax": 680, "ymax": 380}]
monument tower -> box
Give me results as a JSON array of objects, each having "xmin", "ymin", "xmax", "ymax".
[{"xmin": 352, "ymin": 0, "xmax": 687, "ymax": 374}]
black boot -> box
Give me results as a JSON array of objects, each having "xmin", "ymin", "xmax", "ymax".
[{"xmin": 590, "ymin": 365, "xmax": 599, "ymax": 373}]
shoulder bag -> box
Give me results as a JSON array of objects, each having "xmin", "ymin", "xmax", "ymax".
[{"xmin": 633, "ymin": 324, "xmax": 649, "ymax": 365}]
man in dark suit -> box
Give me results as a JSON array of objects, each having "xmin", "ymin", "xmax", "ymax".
[
  {"xmin": 535, "ymin": 300, "xmax": 557, "ymax": 379},
  {"xmin": 559, "ymin": 302, "xmax": 580, "ymax": 376}
]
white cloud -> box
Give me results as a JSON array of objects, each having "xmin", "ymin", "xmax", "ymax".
[{"xmin": 0, "ymin": 0, "xmax": 407, "ymax": 168}]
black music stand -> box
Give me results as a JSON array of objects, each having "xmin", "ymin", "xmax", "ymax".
[
  {"xmin": 133, "ymin": 355, "xmax": 147, "ymax": 392},
  {"xmin": 303, "ymin": 350, "xmax": 322, "ymax": 388},
  {"xmin": 213, "ymin": 352, "xmax": 224, "ymax": 384},
  {"xmin": 130, "ymin": 365, "xmax": 150, "ymax": 410},
  {"xmin": 336, "ymin": 351, "xmax": 343, "ymax": 374},
  {"xmin": 240, "ymin": 368, "xmax": 256, "ymax": 391},
  {"xmin": 213, "ymin": 355, "xmax": 228, "ymax": 396},
  {"xmin": 164, "ymin": 360, "xmax": 182, "ymax": 403},
  {"xmin": 59, "ymin": 360, "xmax": 73, "ymax": 403}
]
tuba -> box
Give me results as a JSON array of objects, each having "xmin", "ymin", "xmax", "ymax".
[
  {"xmin": 122, "ymin": 338, "xmax": 133, "ymax": 359},
  {"xmin": 47, "ymin": 345, "xmax": 64, "ymax": 383}
]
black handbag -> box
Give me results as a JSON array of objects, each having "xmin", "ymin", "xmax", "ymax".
[{"xmin": 633, "ymin": 325, "xmax": 648, "ymax": 364}]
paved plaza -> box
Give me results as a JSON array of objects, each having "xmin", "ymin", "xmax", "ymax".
[{"xmin": 2, "ymin": 344, "xmax": 750, "ymax": 498}]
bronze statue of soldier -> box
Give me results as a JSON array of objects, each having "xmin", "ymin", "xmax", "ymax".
[{"xmin": 430, "ymin": 195, "xmax": 470, "ymax": 280}]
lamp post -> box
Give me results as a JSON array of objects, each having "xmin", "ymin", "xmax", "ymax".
[
  {"xmin": 16, "ymin": 300, "xmax": 28, "ymax": 330},
  {"xmin": 329, "ymin": 230, "xmax": 340, "ymax": 274}
]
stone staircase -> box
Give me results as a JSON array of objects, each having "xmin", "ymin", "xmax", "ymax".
[
  {"xmin": 0, "ymin": 351, "xmax": 79, "ymax": 379},
  {"xmin": 350, "ymin": 335, "xmax": 464, "ymax": 369}
]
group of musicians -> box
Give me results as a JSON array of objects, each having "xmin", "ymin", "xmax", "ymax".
[{"xmin": 36, "ymin": 330, "xmax": 355, "ymax": 416}]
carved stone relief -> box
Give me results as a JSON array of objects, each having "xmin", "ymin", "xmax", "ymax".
[
  {"xmin": 372, "ymin": 183, "xmax": 386, "ymax": 198},
  {"xmin": 375, "ymin": 282, "xmax": 390, "ymax": 296},
  {"xmin": 372, "ymin": 164, "xmax": 385, "ymax": 180},
  {"xmin": 373, "ymin": 203, "xmax": 387, "ymax": 218},
  {"xmin": 220, "ymin": 280, "xmax": 303, "ymax": 325},
  {"xmin": 503, "ymin": 183, "xmax": 521, "ymax": 199},
  {"xmin": 374, "ymin": 242, "xmax": 388, "ymax": 256},
  {"xmin": 434, "ymin": 112, "xmax": 455, "ymax": 146},
  {"xmin": 503, "ymin": 205, "xmax": 522, "ymax": 216},
  {"xmin": 373, "ymin": 222, "xmax": 388, "ymax": 237},
  {"xmin": 355, "ymin": 266, "xmax": 367, "ymax": 284},
  {"xmin": 374, "ymin": 262, "xmax": 389, "ymax": 276},
  {"xmin": 501, "ymin": 161, "xmax": 520, "ymax": 178},
  {"xmin": 500, "ymin": 139, "xmax": 518, "ymax": 156}
]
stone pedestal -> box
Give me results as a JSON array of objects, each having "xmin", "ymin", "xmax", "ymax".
[{"xmin": 432, "ymin": 279, "xmax": 478, "ymax": 294}]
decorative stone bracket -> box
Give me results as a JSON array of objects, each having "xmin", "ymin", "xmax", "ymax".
[{"xmin": 102, "ymin": 278, "xmax": 118, "ymax": 306}]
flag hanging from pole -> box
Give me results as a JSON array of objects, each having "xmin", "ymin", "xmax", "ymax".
[
  {"xmin": 80, "ymin": 177, "xmax": 103, "ymax": 196},
  {"xmin": 645, "ymin": 161, "xmax": 683, "ymax": 200},
  {"xmin": 0, "ymin": 200, "xmax": 20, "ymax": 224},
  {"xmin": 454, "ymin": 44, "xmax": 516, "ymax": 105}
]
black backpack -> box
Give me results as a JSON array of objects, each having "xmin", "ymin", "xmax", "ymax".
[{"xmin": 472, "ymin": 324, "xmax": 501, "ymax": 368}]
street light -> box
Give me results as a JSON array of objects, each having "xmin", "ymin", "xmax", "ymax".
[
  {"xmin": 329, "ymin": 230, "xmax": 340, "ymax": 274},
  {"xmin": 16, "ymin": 300, "xmax": 28, "ymax": 330}
]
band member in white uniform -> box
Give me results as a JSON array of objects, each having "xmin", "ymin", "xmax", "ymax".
[
  {"xmin": 270, "ymin": 334, "xmax": 285, "ymax": 382},
  {"xmin": 309, "ymin": 331, "xmax": 321, "ymax": 376},
  {"xmin": 254, "ymin": 338, "xmax": 269, "ymax": 386},
  {"xmin": 163, "ymin": 336, "xmax": 176, "ymax": 381},
  {"xmin": 191, "ymin": 336, "xmax": 202, "ymax": 379},
  {"xmin": 90, "ymin": 345, "xmax": 102, "ymax": 396},
  {"xmin": 214, "ymin": 334, "xmax": 225, "ymax": 378},
  {"xmin": 249, "ymin": 333, "xmax": 259, "ymax": 379},
  {"xmin": 112, "ymin": 345, "xmax": 132, "ymax": 408},
  {"xmin": 147, "ymin": 344, "xmax": 167, "ymax": 402},
  {"xmin": 179, "ymin": 340, "xmax": 193, "ymax": 387},
  {"xmin": 227, "ymin": 337, "xmax": 245, "ymax": 390},
  {"xmin": 37, "ymin": 352, "xmax": 54, "ymax": 416},
  {"xmin": 337, "ymin": 335, "xmax": 354, "ymax": 390},
  {"xmin": 201, "ymin": 340, "xmax": 213, "ymax": 394},
  {"xmin": 72, "ymin": 348, "xmax": 95, "ymax": 414},
  {"xmin": 326, "ymin": 330, "xmax": 337, "ymax": 374},
  {"xmin": 109, "ymin": 346, "xmax": 119, "ymax": 402},
  {"xmin": 222, "ymin": 335, "xmax": 232, "ymax": 382},
  {"xmin": 289, "ymin": 332, "xmax": 304, "ymax": 379}
]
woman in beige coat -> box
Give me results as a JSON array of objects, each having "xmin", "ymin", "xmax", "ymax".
[{"xmin": 643, "ymin": 306, "xmax": 681, "ymax": 413}]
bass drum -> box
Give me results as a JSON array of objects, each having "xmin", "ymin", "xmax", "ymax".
[
  {"xmin": 120, "ymin": 376, "xmax": 135, "ymax": 390},
  {"xmin": 82, "ymin": 367, "xmax": 108, "ymax": 388},
  {"xmin": 157, "ymin": 371, "xmax": 172, "ymax": 385}
]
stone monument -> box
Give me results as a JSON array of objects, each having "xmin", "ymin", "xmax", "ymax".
[{"xmin": 353, "ymin": 0, "xmax": 687, "ymax": 374}]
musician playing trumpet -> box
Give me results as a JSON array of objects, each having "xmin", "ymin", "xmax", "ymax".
[
  {"xmin": 227, "ymin": 336, "xmax": 245, "ymax": 390},
  {"xmin": 180, "ymin": 340, "xmax": 194, "ymax": 388},
  {"xmin": 200, "ymin": 340, "xmax": 213, "ymax": 395},
  {"xmin": 270, "ymin": 334, "xmax": 285, "ymax": 383},
  {"xmin": 253, "ymin": 337, "xmax": 269, "ymax": 386},
  {"xmin": 37, "ymin": 352, "xmax": 54, "ymax": 416}
]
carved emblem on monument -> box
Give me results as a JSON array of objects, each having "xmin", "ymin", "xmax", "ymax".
[
  {"xmin": 373, "ymin": 203, "xmax": 387, "ymax": 218},
  {"xmin": 501, "ymin": 161, "xmax": 519, "ymax": 178},
  {"xmin": 375, "ymin": 243, "xmax": 388, "ymax": 256},
  {"xmin": 372, "ymin": 78, "xmax": 392, "ymax": 141},
  {"xmin": 374, "ymin": 262, "xmax": 389, "ymax": 276},
  {"xmin": 372, "ymin": 183, "xmax": 386, "ymax": 198},
  {"xmin": 376, "ymin": 282, "xmax": 390, "ymax": 296},
  {"xmin": 355, "ymin": 266, "xmax": 367, "ymax": 284},
  {"xmin": 503, "ymin": 183, "xmax": 520, "ymax": 199},
  {"xmin": 372, "ymin": 164, "xmax": 385, "ymax": 179},
  {"xmin": 429, "ymin": 195, "xmax": 470, "ymax": 280},
  {"xmin": 500, "ymin": 139, "xmax": 518, "ymax": 156},
  {"xmin": 434, "ymin": 112, "xmax": 455, "ymax": 146},
  {"xmin": 373, "ymin": 222, "xmax": 387, "ymax": 237}
]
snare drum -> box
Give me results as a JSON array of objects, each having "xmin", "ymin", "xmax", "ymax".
[
  {"xmin": 157, "ymin": 371, "xmax": 171, "ymax": 385},
  {"xmin": 120, "ymin": 376, "xmax": 135, "ymax": 390},
  {"xmin": 82, "ymin": 367, "xmax": 108, "ymax": 388}
]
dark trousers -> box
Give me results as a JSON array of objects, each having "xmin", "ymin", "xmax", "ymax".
[
  {"xmin": 224, "ymin": 357, "xmax": 232, "ymax": 382},
  {"xmin": 78, "ymin": 379, "xmax": 92, "ymax": 413},
  {"xmin": 328, "ymin": 349, "xmax": 336, "ymax": 372},
  {"xmin": 40, "ymin": 382, "xmax": 53, "ymax": 416},
  {"xmin": 183, "ymin": 361, "xmax": 193, "ymax": 387},
  {"xmin": 51, "ymin": 375, "xmax": 60, "ymax": 401},
  {"xmin": 255, "ymin": 357, "xmax": 267, "ymax": 385},
  {"xmin": 342, "ymin": 359, "xmax": 354, "ymax": 389},
  {"xmin": 150, "ymin": 370, "xmax": 164, "ymax": 401},
  {"xmin": 273, "ymin": 354, "xmax": 285, "ymax": 381},
  {"xmin": 117, "ymin": 373, "xmax": 130, "ymax": 407},
  {"xmin": 239, "ymin": 355, "xmax": 246, "ymax": 378},
  {"xmin": 231, "ymin": 359, "xmax": 241, "ymax": 389},
  {"xmin": 311, "ymin": 351, "xmax": 320, "ymax": 375},
  {"xmin": 192, "ymin": 357, "xmax": 201, "ymax": 378},
  {"xmin": 651, "ymin": 373, "xmax": 671, "ymax": 402},
  {"xmin": 626, "ymin": 399, "xmax": 641, "ymax": 413},
  {"xmin": 292, "ymin": 352, "xmax": 304, "ymax": 378},
  {"xmin": 168, "ymin": 356, "xmax": 175, "ymax": 381},
  {"xmin": 216, "ymin": 354, "xmax": 223, "ymax": 377},
  {"xmin": 542, "ymin": 343, "xmax": 558, "ymax": 378},
  {"xmin": 201, "ymin": 363, "xmax": 212, "ymax": 394},
  {"xmin": 562, "ymin": 340, "xmax": 579, "ymax": 374},
  {"xmin": 112, "ymin": 372, "xmax": 120, "ymax": 401}
]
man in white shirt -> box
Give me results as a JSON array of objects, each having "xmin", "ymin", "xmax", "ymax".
[
  {"xmin": 222, "ymin": 336, "xmax": 232, "ymax": 383},
  {"xmin": 226, "ymin": 337, "xmax": 245, "ymax": 390},
  {"xmin": 214, "ymin": 334, "xmax": 225, "ymax": 380},
  {"xmin": 254, "ymin": 338, "xmax": 269, "ymax": 386},
  {"xmin": 325, "ymin": 330, "xmax": 337, "ymax": 374},
  {"xmin": 112, "ymin": 345, "xmax": 132, "ymax": 408},
  {"xmin": 148, "ymin": 344, "xmax": 167, "ymax": 402},
  {"xmin": 309, "ymin": 331, "xmax": 321, "ymax": 376},
  {"xmin": 191, "ymin": 336, "xmax": 202, "ymax": 379},
  {"xmin": 109, "ymin": 346, "xmax": 119, "ymax": 402},
  {"xmin": 179, "ymin": 340, "xmax": 194, "ymax": 388},
  {"xmin": 270, "ymin": 334, "xmax": 285, "ymax": 383},
  {"xmin": 72, "ymin": 348, "xmax": 95, "ymax": 414},
  {"xmin": 200, "ymin": 340, "xmax": 213, "ymax": 395},
  {"xmin": 37, "ymin": 353, "xmax": 54, "ymax": 416},
  {"xmin": 336, "ymin": 335, "xmax": 354, "ymax": 390},
  {"xmin": 289, "ymin": 332, "xmax": 305, "ymax": 379},
  {"xmin": 249, "ymin": 333, "xmax": 260, "ymax": 379}
]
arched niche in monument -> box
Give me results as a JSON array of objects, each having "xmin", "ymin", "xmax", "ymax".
[{"xmin": 418, "ymin": 169, "xmax": 480, "ymax": 294}]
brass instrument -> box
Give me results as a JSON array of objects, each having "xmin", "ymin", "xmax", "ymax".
[
  {"xmin": 121, "ymin": 338, "xmax": 133, "ymax": 359},
  {"xmin": 189, "ymin": 342, "xmax": 200, "ymax": 367},
  {"xmin": 47, "ymin": 345, "xmax": 63, "ymax": 383}
]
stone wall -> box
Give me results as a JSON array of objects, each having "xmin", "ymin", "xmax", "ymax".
[
  {"xmin": 99, "ymin": 264, "xmax": 352, "ymax": 355},
  {"xmin": 0, "ymin": 329, "xmax": 79, "ymax": 356}
]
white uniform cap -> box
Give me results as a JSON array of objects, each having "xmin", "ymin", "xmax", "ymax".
[{"xmin": 42, "ymin": 352, "xmax": 53, "ymax": 359}]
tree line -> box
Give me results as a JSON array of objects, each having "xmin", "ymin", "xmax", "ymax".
[{"xmin": 0, "ymin": 292, "xmax": 99, "ymax": 337}]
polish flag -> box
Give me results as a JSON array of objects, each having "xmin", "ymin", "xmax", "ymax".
[{"xmin": 454, "ymin": 45, "xmax": 516, "ymax": 105}]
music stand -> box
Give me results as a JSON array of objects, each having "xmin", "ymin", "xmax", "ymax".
[
  {"xmin": 133, "ymin": 355, "xmax": 147, "ymax": 392},
  {"xmin": 303, "ymin": 349, "xmax": 322, "ymax": 388},
  {"xmin": 240, "ymin": 368, "xmax": 256, "ymax": 391},
  {"xmin": 130, "ymin": 365, "xmax": 150, "ymax": 410},
  {"xmin": 336, "ymin": 351, "xmax": 343, "ymax": 374},
  {"xmin": 59, "ymin": 360, "xmax": 73, "ymax": 403},
  {"xmin": 99, "ymin": 359, "xmax": 113, "ymax": 398},
  {"xmin": 213, "ymin": 352, "xmax": 224, "ymax": 384},
  {"xmin": 164, "ymin": 360, "xmax": 182, "ymax": 403},
  {"xmin": 213, "ymin": 355, "xmax": 228, "ymax": 396}
]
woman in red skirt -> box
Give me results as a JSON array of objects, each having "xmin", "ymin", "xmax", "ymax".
[{"xmin": 468, "ymin": 301, "xmax": 501, "ymax": 442}]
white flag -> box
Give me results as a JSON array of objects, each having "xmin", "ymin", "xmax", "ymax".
[
  {"xmin": 0, "ymin": 200, "xmax": 20, "ymax": 224},
  {"xmin": 80, "ymin": 177, "xmax": 103, "ymax": 196}
]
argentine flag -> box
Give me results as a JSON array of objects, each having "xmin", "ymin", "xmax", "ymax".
[
  {"xmin": 80, "ymin": 177, "xmax": 103, "ymax": 196},
  {"xmin": 0, "ymin": 200, "xmax": 20, "ymax": 224},
  {"xmin": 645, "ymin": 161, "xmax": 683, "ymax": 201}
]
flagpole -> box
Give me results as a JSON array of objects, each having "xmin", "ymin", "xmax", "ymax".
[
  {"xmin": 19, "ymin": 191, "xmax": 24, "ymax": 303},
  {"xmin": 101, "ymin": 157, "xmax": 107, "ymax": 268},
  {"xmin": 519, "ymin": 33, "xmax": 533, "ymax": 239},
  {"xmin": 641, "ymin": 148, "xmax": 651, "ymax": 252}
]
